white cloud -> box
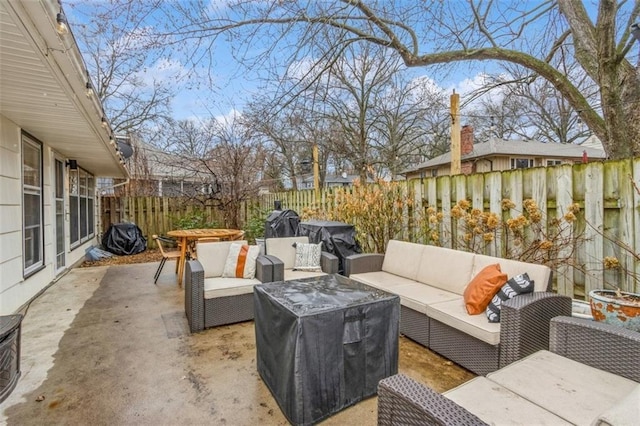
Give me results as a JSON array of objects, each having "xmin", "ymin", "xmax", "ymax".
[
  {"xmin": 214, "ymin": 108, "xmax": 243, "ymax": 126},
  {"xmin": 134, "ymin": 58, "xmax": 189, "ymax": 86}
]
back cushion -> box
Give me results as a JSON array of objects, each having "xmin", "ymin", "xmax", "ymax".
[
  {"xmin": 381, "ymin": 240, "xmax": 425, "ymax": 281},
  {"xmin": 197, "ymin": 240, "xmax": 248, "ymax": 278},
  {"xmin": 266, "ymin": 236, "xmax": 309, "ymax": 269},
  {"xmin": 416, "ymin": 245, "xmax": 475, "ymax": 295},
  {"xmin": 472, "ymin": 254, "xmax": 551, "ymax": 292}
]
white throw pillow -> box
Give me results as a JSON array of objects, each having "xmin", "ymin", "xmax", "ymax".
[
  {"xmin": 222, "ymin": 243, "xmax": 260, "ymax": 279},
  {"xmin": 293, "ymin": 242, "xmax": 322, "ymax": 272}
]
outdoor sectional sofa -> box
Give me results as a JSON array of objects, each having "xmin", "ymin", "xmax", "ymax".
[
  {"xmin": 185, "ymin": 237, "xmax": 338, "ymax": 333},
  {"xmin": 344, "ymin": 239, "xmax": 572, "ymax": 375},
  {"xmin": 377, "ymin": 316, "xmax": 640, "ymax": 425}
]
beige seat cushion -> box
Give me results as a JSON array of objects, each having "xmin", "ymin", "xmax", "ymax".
[
  {"xmin": 488, "ymin": 350, "xmax": 639, "ymax": 425},
  {"xmin": 283, "ymin": 269, "xmax": 327, "ymax": 281},
  {"xmin": 444, "ymin": 377, "xmax": 571, "ymax": 425},
  {"xmin": 381, "ymin": 240, "xmax": 426, "ymax": 281},
  {"xmin": 203, "ymin": 276, "xmax": 260, "ymax": 299},
  {"xmin": 472, "ymin": 254, "xmax": 551, "ymax": 292},
  {"xmin": 197, "ymin": 240, "xmax": 248, "ymax": 278},
  {"xmin": 426, "ymin": 298, "xmax": 501, "ymax": 345},
  {"xmin": 265, "ymin": 236, "xmax": 309, "ymax": 269},
  {"xmin": 348, "ymin": 271, "xmax": 423, "ymax": 292},
  {"xmin": 415, "ymin": 245, "xmax": 475, "ymax": 295},
  {"xmin": 389, "ymin": 282, "xmax": 459, "ymax": 315}
]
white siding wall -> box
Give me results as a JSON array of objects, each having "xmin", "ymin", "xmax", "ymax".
[{"xmin": 0, "ymin": 114, "xmax": 97, "ymax": 315}]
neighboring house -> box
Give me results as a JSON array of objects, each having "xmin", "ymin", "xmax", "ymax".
[
  {"xmin": 0, "ymin": 1, "xmax": 128, "ymax": 315},
  {"xmin": 296, "ymin": 173, "xmax": 372, "ymax": 190},
  {"xmin": 99, "ymin": 137, "xmax": 209, "ymax": 197},
  {"xmin": 402, "ymin": 126, "xmax": 608, "ymax": 179}
]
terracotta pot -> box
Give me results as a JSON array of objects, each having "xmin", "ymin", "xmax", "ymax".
[{"xmin": 589, "ymin": 289, "xmax": 640, "ymax": 332}]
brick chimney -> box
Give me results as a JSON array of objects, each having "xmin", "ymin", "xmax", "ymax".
[{"xmin": 461, "ymin": 125, "xmax": 474, "ymax": 155}]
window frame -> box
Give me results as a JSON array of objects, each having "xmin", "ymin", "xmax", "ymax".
[
  {"xmin": 510, "ymin": 158, "xmax": 535, "ymax": 169},
  {"xmin": 69, "ymin": 167, "xmax": 96, "ymax": 250},
  {"xmin": 22, "ymin": 133, "xmax": 44, "ymax": 277}
]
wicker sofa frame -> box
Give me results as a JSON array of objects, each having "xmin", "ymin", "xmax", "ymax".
[
  {"xmin": 185, "ymin": 255, "xmax": 276, "ymax": 333},
  {"xmin": 185, "ymin": 237, "xmax": 339, "ymax": 333},
  {"xmin": 377, "ymin": 316, "xmax": 640, "ymax": 425},
  {"xmin": 345, "ymin": 245, "xmax": 572, "ymax": 375}
]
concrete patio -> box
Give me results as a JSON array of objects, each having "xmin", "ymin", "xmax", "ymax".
[{"xmin": 0, "ymin": 262, "xmax": 474, "ymax": 425}]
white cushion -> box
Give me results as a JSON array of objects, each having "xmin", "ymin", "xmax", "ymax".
[
  {"xmin": 221, "ymin": 243, "xmax": 260, "ymax": 279},
  {"xmin": 203, "ymin": 276, "xmax": 260, "ymax": 299},
  {"xmin": 593, "ymin": 384, "xmax": 640, "ymax": 426},
  {"xmin": 472, "ymin": 254, "xmax": 551, "ymax": 292},
  {"xmin": 390, "ymin": 282, "xmax": 459, "ymax": 315},
  {"xmin": 488, "ymin": 350, "xmax": 639, "ymax": 425},
  {"xmin": 445, "ymin": 377, "xmax": 571, "ymax": 425},
  {"xmin": 197, "ymin": 240, "xmax": 248, "ymax": 278},
  {"xmin": 415, "ymin": 245, "xmax": 475, "ymax": 295},
  {"xmin": 266, "ymin": 236, "xmax": 309, "ymax": 269},
  {"xmin": 283, "ymin": 269, "xmax": 327, "ymax": 281},
  {"xmin": 348, "ymin": 271, "xmax": 423, "ymax": 292},
  {"xmin": 381, "ymin": 240, "xmax": 426, "ymax": 281},
  {"xmin": 426, "ymin": 298, "xmax": 501, "ymax": 345}
]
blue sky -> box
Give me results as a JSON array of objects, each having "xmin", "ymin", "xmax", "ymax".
[
  {"xmin": 65, "ymin": 0, "xmax": 620, "ymax": 125},
  {"xmin": 64, "ymin": 1, "xmax": 513, "ymax": 124}
]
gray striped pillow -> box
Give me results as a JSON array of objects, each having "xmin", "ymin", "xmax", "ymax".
[
  {"xmin": 486, "ymin": 273, "xmax": 534, "ymax": 323},
  {"xmin": 293, "ymin": 242, "xmax": 322, "ymax": 272}
]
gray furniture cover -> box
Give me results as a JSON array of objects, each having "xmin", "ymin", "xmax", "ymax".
[
  {"xmin": 254, "ymin": 275, "xmax": 400, "ymax": 425},
  {"xmin": 296, "ymin": 220, "xmax": 362, "ymax": 274}
]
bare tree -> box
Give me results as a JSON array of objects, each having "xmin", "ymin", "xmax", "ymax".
[
  {"xmin": 69, "ymin": 0, "xmax": 175, "ymax": 135},
  {"xmin": 370, "ymin": 75, "xmax": 449, "ymax": 177},
  {"xmin": 244, "ymin": 98, "xmax": 311, "ymax": 191},
  {"xmin": 163, "ymin": 115, "xmax": 266, "ymax": 228},
  {"xmin": 464, "ymin": 54, "xmax": 597, "ymax": 144},
  {"xmin": 156, "ymin": 1, "xmax": 640, "ymax": 159},
  {"xmin": 314, "ymin": 44, "xmax": 405, "ymax": 181}
]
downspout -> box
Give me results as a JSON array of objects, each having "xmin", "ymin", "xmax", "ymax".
[{"xmin": 98, "ymin": 178, "xmax": 130, "ymax": 196}]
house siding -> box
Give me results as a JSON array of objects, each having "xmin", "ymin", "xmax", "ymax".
[{"xmin": 0, "ymin": 114, "xmax": 98, "ymax": 314}]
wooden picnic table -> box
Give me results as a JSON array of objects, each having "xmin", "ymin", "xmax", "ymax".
[{"xmin": 167, "ymin": 228, "xmax": 244, "ymax": 286}]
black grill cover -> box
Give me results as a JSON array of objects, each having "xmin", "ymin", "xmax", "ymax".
[
  {"xmin": 254, "ymin": 275, "xmax": 399, "ymax": 425},
  {"xmin": 296, "ymin": 220, "xmax": 362, "ymax": 274},
  {"xmin": 101, "ymin": 223, "xmax": 147, "ymax": 256},
  {"xmin": 264, "ymin": 209, "xmax": 300, "ymax": 238}
]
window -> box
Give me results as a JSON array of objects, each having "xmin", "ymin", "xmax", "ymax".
[
  {"xmin": 69, "ymin": 168, "xmax": 95, "ymax": 248},
  {"xmin": 22, "ymin": 134, "xmax": 43, "ymax": 275},
  {"xmin": 510, "ymin": 158, "xmax": 534, "ymax": 169},
  {"xmin": 547, "ymin": 160, "xmax": 563, "ymax": 166}
]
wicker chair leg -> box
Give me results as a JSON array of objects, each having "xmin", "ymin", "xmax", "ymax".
[{"xmin": 154, "ymin": 258, "xmax": 167, "ymax": 284}]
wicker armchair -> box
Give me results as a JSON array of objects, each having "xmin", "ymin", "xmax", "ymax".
[
  {"xmin": 184, "ymin": 240, "xmax": 277, "ymax": 332},
  {"xmin": 378, "ymin": 316, "xmax": 640, "ymax": 425}
]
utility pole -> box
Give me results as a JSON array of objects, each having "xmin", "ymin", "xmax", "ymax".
[
  {"xmin": 313, "ymin": 143, "xmax": 320, "ymax": 203},
  {"xmin": 450, "ymin": 90, "xmax": 461, "ymax": 175}
]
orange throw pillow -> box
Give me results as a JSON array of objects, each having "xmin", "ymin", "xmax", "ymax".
[{"xmin": 463, "ymin": 264, "xmax": 508, "ymax": 315}]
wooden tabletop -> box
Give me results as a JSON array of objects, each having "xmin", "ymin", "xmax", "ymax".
[{"xmin": 167, "ymin": 229, "xmax": 243, "ymax": 239}]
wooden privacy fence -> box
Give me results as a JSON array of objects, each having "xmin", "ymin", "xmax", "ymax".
[
  {"xmin": 100, "ymin": 157, "xmax": 640, "ymax": 298},
  {"xmin": 255, "ymin": 158, "xmax": 640, "ymax": 298}
]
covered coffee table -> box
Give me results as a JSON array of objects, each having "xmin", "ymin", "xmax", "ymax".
[{"xmin": 254, "ymin": 274, "xmax": 400, "ymax": 425}]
